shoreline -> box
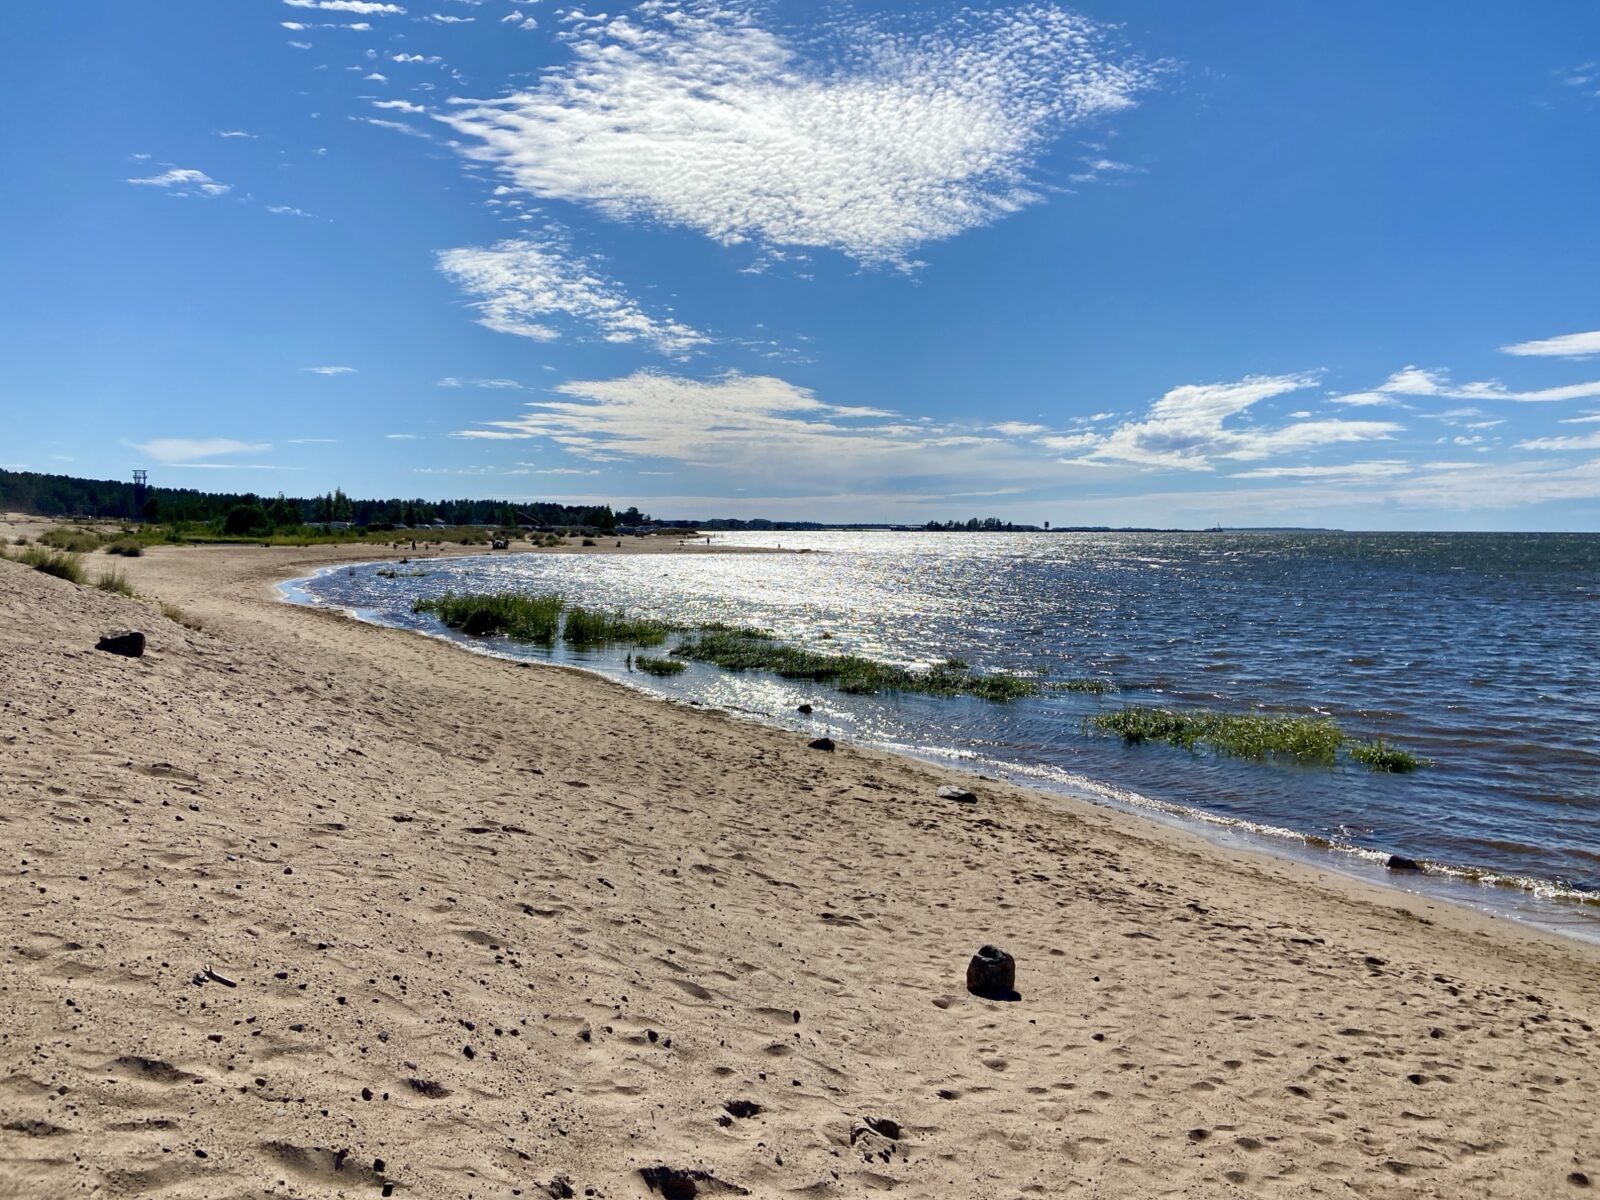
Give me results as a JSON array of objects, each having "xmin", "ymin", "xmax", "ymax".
[
  {"xmin": 4, "ymin": 536, "xmax": 1598, "ymax": 1197},
  {"xmin": 287, "ymin": 549, "xmax": 1600, "ymax": 945}
]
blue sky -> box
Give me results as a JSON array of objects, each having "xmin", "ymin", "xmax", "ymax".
[{"xmin": 2, "ymin": 1, "xmax": 1598, "ymax": 529}]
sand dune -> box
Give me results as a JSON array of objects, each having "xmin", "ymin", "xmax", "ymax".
[{"xmin": 2, "ymin": 541, "xmax": 1597, "ymax": 1198}]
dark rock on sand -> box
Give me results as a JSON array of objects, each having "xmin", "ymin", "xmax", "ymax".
[
  {"xmin": 639, "ymin": 1165, "xmax": 749, "ymax": 1199},
  {"xmin": 808, "ymin": 737, "xmax": 835, "ymax": 752},
  {"xmin": 95, "ymin": 631, "xmax": 146, "ymax": 658},
  {"xmin": 1387, "ymin": 855, "xmax": 1423, "ymax": 871},
  {"xmin": 966, "ymin": 944, "xmax": 1019, "ymax": 1001},
  {"xmin": 723, "ymin": 1099, "xmax": 762, "ymax": 1119},
  {"xmin": 937, "ymin": 785, "xmax": 978, "ymax": 804},
  {"xmin": 796, "ymin": 703, "xmax": 813, "ymax": 714},
  {"xmin": 864, "ymin": 1116, "xmax": 902, "ymax": 1140}
]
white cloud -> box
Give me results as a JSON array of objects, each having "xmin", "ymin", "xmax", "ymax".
[
  {"xmin": 288, "ymin": 437, "xmax": 339, "ymax": 444},
  {"xmin": 1230, "ymin": 460, "xmax": 1411, "ymax": 480},
  {"xmin": 1369, "ymin": 365, "xmax": 1600, "ymax": 404},
  {"xmin": 301, "ymin": 365, "xmax": 357, "ymax": 375},
  {"xmin": 127, "ymin": 168, "xmax": 231, "ymax": 197},
  {"xmin": 372, "ymin": 99, "xmax": 426, "ymax": 113},
  {"xmin": 436, "ymin": 237, "xmax": 709, "ymax": 355},
  {"xmin": 439, "ymin": 3, "xmax": 1153, "ymax": 266},
  {"xmin": 449, "ymin": 369, "xmax": 1026, "ymax": 483},
  {"xmin": 990, "ymin": 421, "xmax": 1048, "ymax": 436},
  {"xmin": 1517, "ymin": 430, "xmax": 1600, "ymax": 452},
  {"xmin": 361, "ymin": 117, "xmax": 432, "ymax": 138},
  {"xmin": 216, "ymin": 129, "xmax": 257, "ymax": 139},
  {"xmin": 284, "ymin": 0, "xmax": 404, "ymax": 13},
  {"xmin": 134, "ymin": 438, "xmax": 269, "ymax": 464},
  {"xmin": 385, "ymin": 432, "xmax": 419, "ymax": 439},
  {"xmin": 1052, "ymin": 375, "xmax": 1403, "ymax": 470},
  {"xmin": 1500, "ymin": 330, "xmax": 1600, "ymax": 359},
  {"xmin": 267, "ymin": 204, "xmax": 317, "ymax": 218}
]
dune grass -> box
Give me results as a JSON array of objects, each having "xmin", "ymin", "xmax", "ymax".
[
  {"xmin": 1087, "ymin": 704, "xmax": 1425, "ymax": 771},
  {"xmin": 41, "ymin": 526, "xmax": 106, "ymax": 553},
  {"xmin": 96, "ymin": 569, "xmax": 135, "ymax": 596},
  {"xmin": 413, "ymin": 591, "xmax": 566, "ymax": 643},
  {"xmin": 670, "ymin": 628, "xmax": 1038, "ymax": 702},
  {"xmin": 633, "ymin": 654, "xmax": 687, "ymax": 676},
  {"xmin": 562, "ymin": 604, "xmax": 674, "ymax": 647},
  {"xmin": 103, "ymin": 538, "xmax": 145, "ymax": 556},
  {"xmin": 12, "ymin": 545, "xmax": 87, "ymax": 583},
  {"xmin": 158, "ymin": 601, "xmax": 202, "ymax": 631}
]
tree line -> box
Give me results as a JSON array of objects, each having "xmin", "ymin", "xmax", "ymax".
[{"xmin": 0, "ymin": 468, "xmax": 632, "ymax": 533}]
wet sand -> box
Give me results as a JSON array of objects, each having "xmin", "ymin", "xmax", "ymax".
[{"xmin": 2, "ymin": 534, "xmax": 1597, "ymax": 1198}]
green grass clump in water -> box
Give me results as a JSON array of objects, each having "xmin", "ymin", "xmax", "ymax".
[
  {"xmin": 1056, "ymin": 677, "xmax": 1116, "ymax": 694},
  {"xmin": 633, "ymin": 654, "xmax": 687, "ymax": 676},
  {"xmin": 1348, "ymin": 738, "xmax": 1428, "ymax": 772},
  {"xmin": 12, "ymin": 546, "xmax": 87, "ymax": 583},
  {"xmin": 562, "ymin": 605, "xmax": 674, "ymax": 647},
  {"xmin": 1087, "ymin": 704, "xmax": 1424, "ymax": 772},
  {"xmin": 414, "ymin": 591, "xmax": 565, "ymax": 643},
  {"xmin": 670, "ymin": 630, "xmax": 1037, "ymax": 703},
  {"xmin": 96, "ymin": 569, "xmax": 135, "ymax": 596}
]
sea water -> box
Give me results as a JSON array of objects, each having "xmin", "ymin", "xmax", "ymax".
[{"xmin": 289, "ymin": 531, "xmax": 1600, "ymax": 939}]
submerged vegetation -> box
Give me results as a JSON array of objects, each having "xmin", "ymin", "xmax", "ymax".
[
  {"xmin": 562, "ymin": 604, "xmax": 673, "ymax": 647},
  {"xmin": 669, "ymin": 629, "xmax": 1038, "ymax": 702},
  {"xmin": 632, "ymin": 654, "xmax": 687, "ymax": 676},
  {"xmin": 413, "ymin": 591, "xmax": 565, "ymax": 643},
  {"xmin": 409, "ymin": 590, "xmax": 1037, "ymax": 702},
  {"xmin": 1087, "ymin": 705, "xmax": 1427, "ymax": 772},
  {"xmin": 1348, "ymin": 738, "xmax": 1427, "ymax": 773}
]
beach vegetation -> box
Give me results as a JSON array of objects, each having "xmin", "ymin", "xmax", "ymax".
[
  {"xmin": 96, "ymin": 569, "xmax": 135, "ymax": 596},
  {"xmin": 633, "ymin": 654, "xmax": 687, "ymax": 676},
  {"xmin": 159, "ymin": 601, "xmax": 202, "ymax": 631},
  {"xmin": 104, "ymin": 538, "xmax": 145, "ymax": 556},
  {"xmin": 11, "ymin": 545, "xmax": 87, "ymax": 583},
  {"xmin": 1087, "ymin": 704, "xmax": 1425, "ymax": 771},
  {"xmin": 562, "ymin": 604, "xmax": 674, "ymax": 647},
  {"xmin": 414, "ymin": 591, "xmax": 565, "ymax": 643},
  {"xmin": 41, "ymin": 526, "xmax": 104, "ymax": 553},
  {"xmin": 670, "ymin": 629, "xmax": 1038, "ymax": 702}
]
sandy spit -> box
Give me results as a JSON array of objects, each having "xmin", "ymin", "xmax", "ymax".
[{"xmin": 2, "ymin": 537, "xmax": 1597, "ymax": 1199}]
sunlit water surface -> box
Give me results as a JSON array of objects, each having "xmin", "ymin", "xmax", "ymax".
[{"xmin": 287, "ymin": 531, "xmax": 1600, "ymax": 941}]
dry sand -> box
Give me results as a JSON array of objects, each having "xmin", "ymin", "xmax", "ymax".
[{"xmin": 2, "ymin": 533, "xmax": 1598, "ymax": 1199}]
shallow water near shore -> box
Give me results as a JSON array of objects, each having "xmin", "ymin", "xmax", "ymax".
[{"xmin": 286, "ymin": 530, "xmax": 1600, "ymax": 941}]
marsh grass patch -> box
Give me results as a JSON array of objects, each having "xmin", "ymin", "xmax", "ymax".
[{"xmin": 1087, "ymin": 704, "xmax": 1425, "ymax": 771}]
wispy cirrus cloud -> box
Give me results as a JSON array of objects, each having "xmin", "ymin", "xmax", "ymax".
[
  {"xmin": 127, "ymin": 168, "xmax": 231, "ymax": 197},
  {"xmin": 301, "ymin": 365, "xmax": 357, "ymax": 375},
  {"xmin": 439, "ymin": 2, "xmax": 1155, "ymax": 266},
  {"xmin": 436, "ymin": 237, "xmax": 709, "ymax": 355},
  {"xmin": 133, "ymin": 437, "xmax": 269, "ymax": 464},
  {"xmin": 1500, "ymin": 330, "xmax": 1600, "ymax": 359}
]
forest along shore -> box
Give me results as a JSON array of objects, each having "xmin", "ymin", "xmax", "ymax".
[{"xmin": 2, "ymin": 536, "xmax": 1598, "ymax": 1199}]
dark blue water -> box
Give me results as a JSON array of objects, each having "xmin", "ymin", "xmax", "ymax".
[{"xmin": 287, "ymin": 531, "xmax": 1600, "ymax": 934}]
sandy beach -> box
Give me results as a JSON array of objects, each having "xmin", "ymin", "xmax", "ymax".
[{"xmin": 3, "ymin": 532, "xmax": 1598, "ymax": 1199}]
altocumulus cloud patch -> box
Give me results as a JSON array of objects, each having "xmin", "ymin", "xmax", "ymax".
[{"xmin": 439, "ymin": 2, "xmax": 1154, "ymax": 266}]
